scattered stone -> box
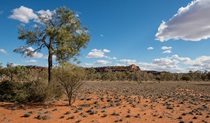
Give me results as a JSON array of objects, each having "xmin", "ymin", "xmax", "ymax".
[
  {"xmin": 67, "ymin": 115, "xmax": 75, "ymax": 120},
  {"xmin": 22, "ymin": 113, "xmax": 31, "ymax": 118}
]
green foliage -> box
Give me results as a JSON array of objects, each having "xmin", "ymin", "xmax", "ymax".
[
  {"xmin": 53, "ymin": 62, "xmax": 85, "ymax": 106},
  {"xmin": 0, "ymin": 80, "xmax": 26, "ymax": 102},
  {"xmin": 0, "ymin": 80, "xmax": 62, "ymax": 103},
  {"xmin": 0, "ymin": 64, "xmax": 48, "ymax": 82},
  {"xmin": 23, "ymin": 81, "xmax": 50, "ymax": 102},
  {"xmin": 14, "ymin": 6, "xmax": 90, "ymax": 83},
  {"xmin": 181, "ymin": 75, "xmax": 191, "ymax": 81},
  {"xmin": 160, "ymin": 72, "xmax": 175, "ymax": 81}
]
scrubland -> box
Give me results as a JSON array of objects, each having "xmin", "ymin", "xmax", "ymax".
[{"xmin": 1, "ymin": 81, "xmax": 210, "ymax": 123}]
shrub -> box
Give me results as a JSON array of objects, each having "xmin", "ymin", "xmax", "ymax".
[
  {"xmin": 0, "ymin": 80, "xmax": 63, "ymax": 103},
  {"xmin": 0, "ymin": 80, "xmax": 27, "ymax": 102},
  {"xmin": 23, "ymin": 81, "xmax": 50, "ymax": 102},
  {"xmin": 23, "ymin": 81, "xmax": 63, "ymax": 102},
  {"xmin": 53, "ymin": 63, "xmax": 85, "ymax": 106}
]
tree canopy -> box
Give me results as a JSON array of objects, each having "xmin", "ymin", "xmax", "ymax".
[{"xmin": 14, "ymin": 7, "xmax": 90, "ymax": 83}]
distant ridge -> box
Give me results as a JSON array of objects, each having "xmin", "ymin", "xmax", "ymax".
[{"xmin": 85, "ymin": 64, "xmax": 140, "ymax": 73}]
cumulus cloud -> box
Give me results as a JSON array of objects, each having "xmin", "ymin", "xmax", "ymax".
[
  {"xmin": 103, "ymin": 49, "xmax": 110, "ymax": 53},
  {"xmin": 172, "ymin": 55, "xmax": 191, "ymax": 62},
  {"xmin": 156, "ymin": 0, "xmax": 210, "ymax": 41},
  {"xmin": 161, "ymin": 46, "xmax": 172, "ymax": 50},
  {"xmin": 0, "ymin": 49, "xmax": 7, "ymax": 54},
  {"xmin": 152, "ymin": 58, "xmax": 178, "ymax": 67},
  {"xmin": 9, "ymin": 6, "xmax": 38, "ymax": 23},
  {"xmin": 86, "ymin": 49, "xmax": 111, "ymax": 58},
  {"xmin": 137, "ymin": 54, "xmax": 210, "ymax": 72},
  {"xmin": 138, "ymin": 62, "xmax": 185, "ymax": 73},
  {"xmin": 26, "ymin": 47, "xmax": 43, "ymax": 58},
  {"xmin": 161, "ymin": 46, "xmax": 172, "ymax": 54},
  {"xmin": 163, "ymin": 50, "xmax": 172, "ymax": 54},
  {"xmin": 188, "ymin": 56, "xmax": 210, "ymax": 70},
  {"xmin": 115, "ymin": 63, "xmax": 126, "ymax": 66},
  {"xmin": 147, "ymin": 47, "xmax": 154, "ymax": 50},
  {"xmin": 137, "ymin": 56, "xmax": 184, "ymax": 73},
  {"xmin": 35, "ymin": 9, "xmax": 54, "ymax": 23},
  {"xmin": 95, "ymin": 60, "xmax": 111, "ymax": 65}
]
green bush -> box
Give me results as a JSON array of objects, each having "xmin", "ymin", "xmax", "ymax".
[
  {"xmin": 0, "ymin": 80, "xmax": 27, "ymax": 102},
  {"xmin": 25, "ymin": 81, "xmax": 63, "ymax": 102},
  {"xmin": 0, "ymin": 80, "xmax": 63, "ymax": 103}
]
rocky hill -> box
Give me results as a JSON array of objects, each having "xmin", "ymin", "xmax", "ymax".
[{"xmin": 86, "ymin": 64, "xmax": 140, "ymax": 73}]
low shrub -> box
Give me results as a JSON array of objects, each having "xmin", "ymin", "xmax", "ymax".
[
  {"xmin": 0, "ymin": 80, "xmax": 27, "ymax": 102},
  {"xmin": 0, "ymin": 80, "xmax": 63, "ymax": 103}
]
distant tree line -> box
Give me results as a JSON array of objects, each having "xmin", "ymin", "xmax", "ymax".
[
  {"xmin": 1, "ymin": 64, "xmax": 210, "ymax": 82},
  {"xmin": 85, "ymin": 67, "xmax": 210, "ymax": 82}
]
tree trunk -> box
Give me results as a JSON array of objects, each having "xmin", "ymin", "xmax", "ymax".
[
  {"xmin": 48, "ymin": 51, "xmax": 52, "ymax": 84},
  {"xmin": 68, "ymin": 93, "xmax": 72, "ymax": 106}
]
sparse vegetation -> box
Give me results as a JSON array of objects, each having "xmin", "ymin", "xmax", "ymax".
[
  {"xmin": 53, "ymin": 62, "xmax": 86, "ymax": 106},
  {"xmin": 0, "ymin": 80, "xmax": 61, "ymax": 102}
]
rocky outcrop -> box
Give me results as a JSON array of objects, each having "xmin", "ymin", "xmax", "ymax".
[
  {"xmin": 25, "ymin": 66, "xmax": 47, "ymax": 72},
  {"xmin": 86, "ymin": 64, "xmax": 140, "ymax": 73}
]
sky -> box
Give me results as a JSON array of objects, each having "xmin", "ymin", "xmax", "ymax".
[{"xmin": 1, "ymin": 0, "xmax": 210, "ymax": 73}]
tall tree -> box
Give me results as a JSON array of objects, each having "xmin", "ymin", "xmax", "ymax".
[{"xmin": 14, "ymin": 7, "xmax": 90, "ymax": 83}]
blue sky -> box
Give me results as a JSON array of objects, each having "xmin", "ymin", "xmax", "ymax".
[{"xmin": 1, "ymin": 0, "xmax": 210, "ymax": 73}]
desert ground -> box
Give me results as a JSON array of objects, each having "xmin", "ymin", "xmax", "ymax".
[{"xmin": 1, "ymin": 81, "xmax": 210, "ymax": 123}]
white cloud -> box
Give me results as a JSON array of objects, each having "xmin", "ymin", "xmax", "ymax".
[
  {"xmin": 76, "ymin": 29, "xmax": 83, "ymax": 34},
  {"xmin": 86, "ymin": 49, "xmax": 110, "ymax": 58},
  {"xmin": 188, "ymin": 56, "xmax": 210, "ymax": 70},
  {"xmin": 147, "ymin": 47, "xmax": 154, "ymax": 50},
  {"xmin": 26, "ymin": 47, "xmax": 43, "ymax": 58},
  {"xmin": 138, "ymin": 62, "xmax": 185, "ymax": 73},
  {"xmin": 95, "ymin": 60, "xmax": 111, "ymax": 65},
  {"xmin": 38, "ymin": 10, "xmax": 53, "ymax": 18},
  {"xmin": 163, "ymin": 50, "xmax": 172, "ymax": 54},
  {"xmin": 0, "ymin": 49, "xmax": 7, "ymax": 54},
  {"xmin": 119, "ymin": 59, "xmax": 137, "ymax": 65},
  {"xmin": 43, "ymin": 55, "xmax": 56, "ymax": 60},
  {"xmin": 138, "ymin": 55, "xmax": 210, "ymax": 72},
  {"xmin": 35, "ymin": 9, "xmax": 53, "ymax": 23},
  {"xmin": 156, "ymin": 0, "xmax": 210, "ymax": 41},
  {"xmin": 9, "ymin": 6, "xmax": 38, "ymax": 23},
  {"xmin": 52, "ymin": 55, "xmax": 56, "ymax": 60},
  {"xmin": 161, "ymin": 46, "xmax": 172, "ymax": 54},
  {"xmin": 137, "ymin": 57, "xmax": 184, "ymax": 73},
  {"xmin": 152, "ymin": 58, "xmax": 178, "ymax": 66},
  {"xmin": 172, "ymin": 54, "xmax": 191, "ymax": 63},
  {"xmin": 74, "ymin": 11, "xmax": 81, "ymax": 17},
  {"xmin": 103, "ymin": 49, "xmax": 110, "ymax": 53},
  {"xmin": 32, "ymin": 52, "xmax": 43, "ymax": 58},
  {"xmin": 25, "ymin": 60, "xmax": 37, "ymax": 63},
  {"xmin": 115, "ymin": 63, "xmax": 126, "ymax": 66},
  {"xmin": 161, "ymin": 46, "xmax": 172, "ymax": 50},
  {"xmin": 100, "ymin": 34, "xmax": 104, "ymax": 37},
  {"xmin": 75, "ymin": 13, "xmax": 79, "ymax": 17},
  {"xmin": 112, "ymin": 57, "xmax": 117, "ymax": 60}
]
